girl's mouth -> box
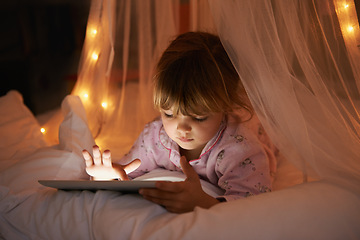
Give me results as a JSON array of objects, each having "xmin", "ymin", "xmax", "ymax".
[{"xmin": 178, "ymin": 137, "xmax": 193, "ymax": 142}]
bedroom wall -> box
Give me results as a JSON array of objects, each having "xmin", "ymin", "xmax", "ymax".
[{"xmin": 0, "ymin": 0, "xmax": 90, "ymax": 115}]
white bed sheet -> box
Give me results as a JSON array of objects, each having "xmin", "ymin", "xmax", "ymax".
[{"xmin": 1, "ymin": 91, "xmax": 359, "ymax": 240}]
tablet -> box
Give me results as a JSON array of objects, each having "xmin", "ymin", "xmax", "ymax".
[{"xmin": 38, "ymin": 180, "xmax": 157, "ymax": 192}]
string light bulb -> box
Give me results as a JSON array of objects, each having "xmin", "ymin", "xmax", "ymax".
[
  {"xmin": 101, "ymin": 102, "xmax": 108, "ymax": 109},
  {"xmin": 347, "ymin": 25, "xmax": 354, "ymax": 33},
  {"xmin": 40, "ymin": 127, "xmax": 46, "ymax": 134},
  {"xmin": 87, "ymin": 26, "xmax": 98, "ymax": 38},
  {"xmin": 92, "ymin": 52, "xmax": 99, "ymax": 61},
  {"xmin": 335, "ymin": 0, "xmax": 358, "ymax": 40}
]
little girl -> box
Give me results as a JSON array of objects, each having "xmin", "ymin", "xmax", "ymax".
[{"xmin": 82, "ymin": 32, "xmax": 277, "ymax": 213}]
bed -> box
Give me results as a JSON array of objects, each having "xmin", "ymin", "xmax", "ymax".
[
  {"xmin": 2, "ymin": 0, "xmax": 360, "ymax": 238},
  {"xmin": 1, "ymin": 90, "xmax": 359, "ymax": 240}
]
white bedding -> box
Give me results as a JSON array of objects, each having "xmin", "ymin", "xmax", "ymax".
[{"xmin": 1, "ymin": 90, "xmax": 359, "ymax": 240}]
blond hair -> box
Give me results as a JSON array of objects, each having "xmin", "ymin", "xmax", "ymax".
[{"xmin": 154, "ymin": 32, "xmax": 252, "ymax": 117}]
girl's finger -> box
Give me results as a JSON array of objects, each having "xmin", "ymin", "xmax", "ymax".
[
  {"xmin": 155, "ymin": 181, "xmax": 184, "ymax": 193},
  {"xmin": 82, "ymin": 150, "xmax": 93, "ymax": 167},
  {"xmin": 111, "ymin": 162, "xmax": 130, "ymax": 180},
  {"xmin": 102, "ymin": 150, "xmax": 112, "ymax": 167},
  {"xmin": 140, "ymin": 188, "xmax": 179, "ymax": 201},
  {"xmin": 92, "ymin": 145, "xmax": 102, "ymax": 165},
  {"xmin": 180, "ymin": 156, "xmax": 199, "ymax": 182},
  {"xmin": 123, "ymin": 158, "xmax": 141, "ymax": 174},
  {"xmin": 116, "ymin": 167, "xmax": 129, "ymax": 181},
  {"xmin": 140, "ymin": 192, "xmax": 190, "ymax": 213},
  {"xmin": 142, "ymin": 194, "xmax": 174, "ymax": 207}
]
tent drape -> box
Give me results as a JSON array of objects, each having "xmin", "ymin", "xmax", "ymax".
[
  {"xmin": 208, "ymin": 0, "xmax": 360, "ymax": 192},
  {"xmin": 71, "ymin": 0, "xmax": 360, "ymax": 192}
]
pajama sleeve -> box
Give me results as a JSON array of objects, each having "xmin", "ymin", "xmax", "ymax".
[
  {"xmin": 115, "ymin": 121, "xmax": 160, "ymax": 179},
  {"xmin": 214, "ymin": 126, "xmax": 272, "ymax": 201}
]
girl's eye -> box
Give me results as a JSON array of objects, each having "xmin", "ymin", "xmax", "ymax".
[
  {"xmin": 194, "ymin": 116, "xmax": 208, "ymax": 122},
  {"xmin": 163, "ymin": 112, "xmax": 173, "ymax": 118}
]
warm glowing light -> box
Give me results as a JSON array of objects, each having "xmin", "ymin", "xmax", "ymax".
[
  {"xmin": 101, "ymin": 102, "xmax": 108, "ymax": 109},
  {"xmin": 40, "ymin": 128, "xmax": 46, "ymax": 134},
  {"xmin": 347, "ymin": 25, "xmax": 354, "ymax": 33},
  {"xmin": 335, "ymin": 0, "xmax": 358, "ymax": 40},
  {"xmin": 83, "ymin": 93, "xmax": 89, "ymax": 98},
  {"xmin": 92, "ymin": 52, "xmax": 99, "ymax": 61},
  {"xmin": 87, "ymin": 27, "xmax": 97, "ymax": 38}
]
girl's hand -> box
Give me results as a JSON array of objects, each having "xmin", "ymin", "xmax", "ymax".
[
  {"xmin": 139, "ymin": 156, "xmax": 220, "ymax": 213},
  {"xmin": 82, "ymin": 145, "xmax": 141, "ymax": 180}
]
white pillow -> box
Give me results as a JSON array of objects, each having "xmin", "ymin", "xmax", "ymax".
[
  {"xmin": 0, "ymin": 90, "xmax": 48, "ymax": 162},
  {"xmin": 0, "ymin": 94, "xmax": 95, "ymax": 195}
]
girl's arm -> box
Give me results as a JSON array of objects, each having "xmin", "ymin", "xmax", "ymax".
[{"xmin": 215, "ymin": 135, "xmax": 273, "ymax": 201}]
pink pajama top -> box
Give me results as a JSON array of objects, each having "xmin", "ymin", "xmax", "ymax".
[{"xmin": 117, "ymin": 113, "xmax": 277, "ymax": 201}]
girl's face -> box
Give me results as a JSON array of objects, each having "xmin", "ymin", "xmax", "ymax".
[{"xmin": 161, "ymin": 108, "xmax": 224, "ymax": 159}]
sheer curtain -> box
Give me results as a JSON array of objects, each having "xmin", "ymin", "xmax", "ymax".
[
  {"xmin": 72, "ymin": 0, "xmax": 181, "ymax": 157},
  {"xmin": 71, "ymin": 0, "xmax": 360, "ymax": 193},
  {"xmin": 209, "ymin": 0, "xmax": 360, "ymax": 193}
]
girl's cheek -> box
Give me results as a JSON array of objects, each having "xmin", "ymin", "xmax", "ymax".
[{"xmin": 163, "ymin": 119, "xmax": 176, "ymax": 132}]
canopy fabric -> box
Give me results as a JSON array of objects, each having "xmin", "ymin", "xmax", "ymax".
[{"xmin": 71, "ymin": 0, "xmax": 360, "ymax": 193}]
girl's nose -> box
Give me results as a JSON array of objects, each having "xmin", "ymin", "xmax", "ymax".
[{"xmin": 177, "ymin": 121, "xmax": 191, "ymax": 133}]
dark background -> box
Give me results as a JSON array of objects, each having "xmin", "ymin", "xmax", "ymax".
[{"xmin": 0, "ymin": 0, "xmax": 90, "ymax": 115}]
